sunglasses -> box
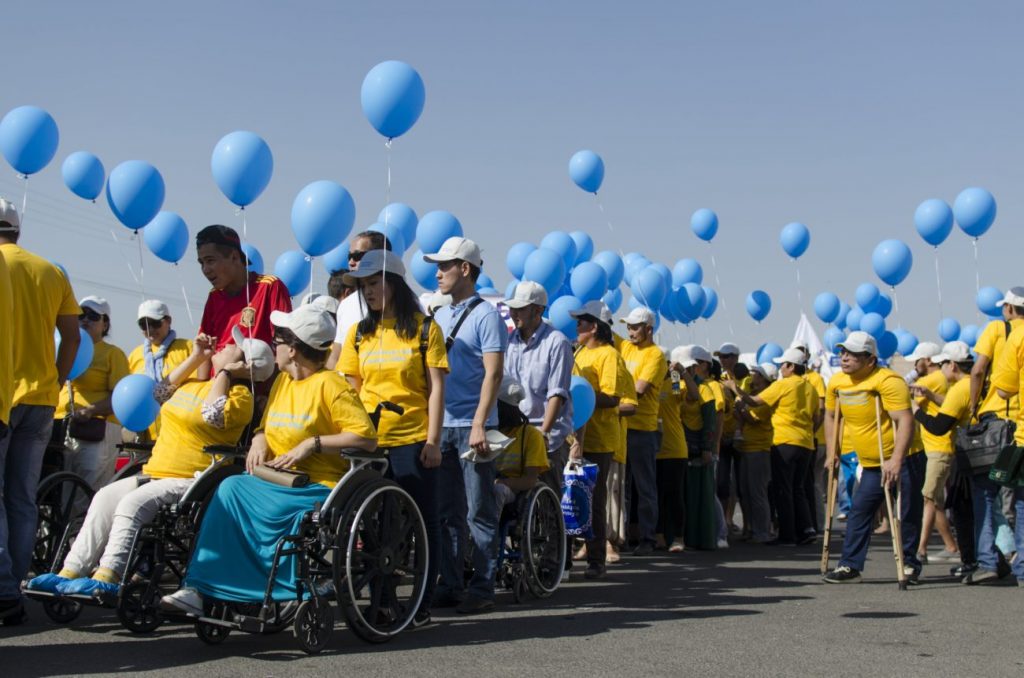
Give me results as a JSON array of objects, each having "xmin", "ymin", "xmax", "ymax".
[
  {"xmin": 137, "ymin": 318, "xmax": 164, "ymax": 331},
  {"xmin": 79, "ymin": 310, "xmax": 102, "ymax": 322},
  {"xmin": 349, "ymin": 250, "xmax": 369, "ymax": 263}
]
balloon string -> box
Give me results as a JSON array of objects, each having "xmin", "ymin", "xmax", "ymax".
[
  {"xmin": 794, "ymin": 261, "xmax": 803, "ymax": 310},
  {"xmin": 173, "ymin": 263, "xmax": 195, "ymax": 331},
  {"xmin": 891, "ymin": 286, "xmax": 899, "ymax": 324},
  {"xmin": 594, "ymin": 194, "xmax": 614, "ymax": 234},
  {"xmin": 236, "ymin": 207, "xmax": 254, "ymax": 393},
  {"xmin": 972, "ymin": 238, "xmax": 981, "ymax": 298},
  {"xmin": 933, "ymin": 247, "xmax": 943, "ymax": 321},
  {"xmin": 135, "ymin": 230, "xmax": 146, "ymax": 299},
  {"xmin": 20, "ymin": 174, "xmax": 28, "ymax": 224},
  {"xmin": 109, "ymin": 228, "xmax": 140, "ymax": 286},
  {"xmin": 708, "ymin": 244, "xmax": 734, "ymax": 340}
]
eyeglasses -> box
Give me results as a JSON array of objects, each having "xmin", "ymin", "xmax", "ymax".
[
  {"xmin": 137, "ymin": 318, "xmax": 164, "ymax": 331},
  {"xmin": 79, "ymin": 310, "xmax": 102, "ymax": 322},
  {"xmin": 349, "ymin": 250, "xmax": 369, "ymax": 263}
]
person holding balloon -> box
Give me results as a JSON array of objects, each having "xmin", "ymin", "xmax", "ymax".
[
  {"xmin": 0, "ymin": 198, "xmax": 82, "ymax": 624},
  {"xmin": 127, "ymin": 300, "xmax": 193, "ymax": 440},
  {"xmin": 327, "ymin": 230, "xmax": 392, "ymax": 371}
]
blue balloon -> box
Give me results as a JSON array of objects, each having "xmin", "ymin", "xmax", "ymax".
[
  {"xmin": 745, "ymin": 290, "xmax": 771, "ymax": 322},
  {"xmin": 475, "ymin": 273, "xmax": 495, "ymax": 291},
  {"xmin": 860, "ymin": 312, "xmax": 886, "ymax": 339},
  {"xmin": 323, "ymin": 241, "xmax": 349, "ymax": 274},
  {"xmin": 627, "ymin": 295, "xmax": 643, "ymax": 312},
  {"xmin": 369, "ymin": 220, "xmax": 407, "ymax": 256},
  {"xmin": 504, "ymin": 279, "xmax": 520, "ymax": 300},
  {"xmin": 274, "ymin": 250, "xmax": 311, "ymax": 297},
  {"xmin": 112, "ymin": 374, "xmax": 160, "ymax": 433},
  {"xmin": 417, "ymin": 211, "xmax": 463, "ymax": 255},
  {"xmin": 914, "ymin": 198, "xmax": 954, "ymax": 246},
  {"xmin": 672, "ymin": 258, "xmax": 703, "ymax": 287},
  {"xmin": 823, "ymin": 326, "xmax": 846, "ymax": 353},
  {"xmin": 378, "ymin": 203, "xmax": 418, "ymax": 252},
  {"xmin": 814, "ymin": 292, "xmax": 841, "ymax": 324},
  {"xmin": 865, "ymin": 292, "xmax": 893, "ymax": 318},
  {"xmin": 977, "ymin": 286, "xmax": 1003, "ymax": 318},
  {"xmin": 570, "ymin": 375, "xmax": 596, "ymax": 429},
  {"xmin": 757, "ymin": 343, "xmax": 784, "ymax": 364},
  {"xmin": 691, "ymin": 208, "xmax": 718, "ymax": 242},
  {"xmin": 211, "ymin": 130, "xmax": 273, "ymax": 207},
  {"xmin": 143, "ymin": 211, "xmax": 189, "ymax": 263},
  {"xmin": 568, "ymin": 150, "xmax": 604, "ymax": 193},
  {"xmin": 506, "ymin": 242, "xmax": 536, "ymax": 280},
  {"xmin": 570, "ymin": 261, "xmax": 608, "ymax": 303},
  {"xmin": 648, "ymin": 263, "xmax": 673, "ymax": 292},
  {"xmin": 549, "ymin": 295, "xmax": 584, "ymax": 340},
  {"xmin": 872, "ymin": 239, "xmax": 913, "ymax": 287},
  {"xmin": 954, "ymin": 187, "xmax": 996, "ymax": 238},
  {"xmin": 632, "ymin": 267, "xmax": 668, "ymax": 311},
  {"xmin": 878, "ymin": 331, "xmax": 898, "ymax": 360},
  {"xmin": 50, "ymin": 260, "xmax": 69, "ymax": 280},
  {"xmin": 55, "ymin": 327, "xmax": 94, "ymax": 381},
  {"xmin": 477, "ymin": 286, "xmax": 499, "ymax": 296},
  {"xmin": 701, "ymin": 287, "xmax": 718, "ymax": 320},
  {"xmin": 0, "ymin": 105, "xmax": 59, "ymax": 175},
  {"xmin": 960, "ymin": 324, "xmax": 980, "ymax": 348},
  {"xmin": 855, "ymin": 283, "xmax": 880, "ymax": 311},
  {"xmin": 61, "ymin": 151, "xmax": 105, "ymax": 201},
  {"xmin": 779, "ymin": 222, "xmax": 810, "ymax": 259},
  {"xmin": 360, "ymin": 60, "xmax": 426, "ymax": 139},
  {"xmin": 592, "ymin": 251, "xmax": 624, "ymax": 289},
  {"xmin": 569, "ymin": 231, "xmax": 594, "ymax": 265},
  {"xmin": 846, "ymin": 308, "xmax": 864, "ymax": 331},
  {"xmin": 242, "ymin": 243, "xmax": 264, "ymax": 274},
  {"xmin": 834, "ymin": 301, "xmax": 851, "ymax": 330},
  {"xmin": 623, "ymin": 255, "xmax": 651, "ymax": 287},
  {"xmin": 896, "ymin": 330, "xmax": 919, "ymax": 357},
  {"xmin": 291, "ymin": 180, "xmax": 355, "ymax": 257},
  {"xmin": 676, "ymin": 283, "xmax": 706, "ymax": 321},
  {"xmin": 602, "ymin": 287, "xmax": 623, "ymax": 314},
  {"xmin": 540, "ymin": 231, "xmax": 578, "ymax": 272},
  {"xmin": 410, "ymin": 249, "xmax": 438, "ymax": 291},
  {"xmin": 523, "ymin": 248, "xmax": 566, "ymax": 296},
  {"xmin": 106, "ymin": 160, "xmax": 165, "ymax": 230},
  {"xmin": 938, "ymin": 317, "xmax": 961, "ymax": 342}
]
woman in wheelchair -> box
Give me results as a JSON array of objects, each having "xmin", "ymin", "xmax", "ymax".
[
  {"xmin": 161, "ymin": 305, "xmax": 377, "ymax": 617},
  {"xmin": 26, "ymin": 333, "xmax": 271, "ymax": 597},
  {"xmin": 493, "ymin": 376, "xmax": 550, "ymax": 506}
]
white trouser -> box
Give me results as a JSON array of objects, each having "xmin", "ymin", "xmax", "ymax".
[
  {"xmin": 66, "ymin": 421, "xmax": 122, "ymax": 490},
  {"xmin": 62, "ymin": 476, "xmax": 193, "ymax": 578}
]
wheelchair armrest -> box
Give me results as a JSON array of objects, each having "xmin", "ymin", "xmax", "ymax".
[
  {"xmin": 117, "ymin": 442, "xmax": 155, "ymax": 454},
  {"xmin": 340, "ymin": 447, "xmax": 387, "ymax": 461},
  {"xmin": 203, "ymin": 444, "xmax": 248, "ymax": 458}
]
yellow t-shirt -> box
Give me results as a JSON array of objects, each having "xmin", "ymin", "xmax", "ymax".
[
  {"xmin": 260, "ymin": 370, "xmax": 377, "ymax": 487},
  {"xmin": 656, "ymin": 377, "xmax": 687, "ymax": 460},
  {"xmin": 991, "ymin": 325, "xmax": 1024, "ymax": 445},
  {"xmin": 680, "ymin": 381, "xmax": 716, "ymax": 432},
  {"xmin": 55, "ymin": 340, "xmax": 131, "ymax": 423},
  {"xmin": 574, "ymin": 344, "xmax": 628, "ymax": 454},
  {"xmin": 916, "ymin": 369, "xmax": 952, "ymax": 453},
  {"xmin": 618, "ymin": 341, "xmax": 665, "ymax": 432},
  {"xmin": 975, "ymin": 318, "xmax": 1023, "ymax": 420},
  {"xmin": 495, "ymin": 424, "xmax": 550, "ymax": 478},
  {"xmin": 1, "ymin": 244, "xmax": 80, "ymax": 407},
  {"xmin": 826, "ymin": 367, "xmax": 912, "ymax": 468},
  {"xmin": 141, "ymin": 380, "xmax": 254, "ymax": 479},
  {"xmin": 338, "ymin": 314, "xmax": 448, "ymax": 447},
  {"xmin": 127, "ymin": 338, "xmax": 194, "ymax": 378},
  {"xmin": 937, "ymin": 378, "xmax": 972, "ymax": 439},
  {"xmin": 736, "ymin": 402, "xmax": 773, "ymax": 452},
  {"xmin": 0, "ymin": 251, "xmax": 12, "ymax": 425},
  {"xmin": 804, "ymin": 370, "xmax": 826, "ymax": 446},
  {"xmin": 757, "ymin": 374, "xmax": 817, "ymax": 449}
]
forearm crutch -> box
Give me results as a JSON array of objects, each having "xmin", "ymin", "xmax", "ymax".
[
  {"xmin": 820, "ymin": 401, "xmax": 842, "ymax": 575},
  {"xmin": 875, "ymin": 396, "xmax": 908, "ymax": 590}
]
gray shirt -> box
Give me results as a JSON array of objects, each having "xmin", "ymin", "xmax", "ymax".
[{"xmin": 505, "ymin": 321, "xmax": 574, "ymax": 451}]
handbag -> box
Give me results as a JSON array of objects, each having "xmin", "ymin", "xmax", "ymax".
[
  {"xmin": 955, "ymin": 412, "xmax": 1016, "ymax": 475},
  {"xmin": 560, "ymin": 461, "xmax": 598, "ymax": 538},
  {"xmin": 68, "ymin": 417, "xmax": 107, "ymax": 443},
  {"xmin": 988, "ymin": 443, "xmax": 1024, "ymax": 487},
  {"xmin": 252, "ymin": 465, "xmax": 310, "ymax": 488}
]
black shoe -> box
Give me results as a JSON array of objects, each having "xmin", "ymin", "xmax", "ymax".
[
  {"xmin": 456, "ymin": 596, "xmax": 494, "ymax": 615},
  {"xmin": 632, "ymin": 542, "xmax": 655, "ymax": 557},
  {"xmin": 0, "ymin": 599, "xmax": 26, "ymax": 626},
  {"xmin": 411, "ymin": 608, "xmax": 431, "ymax": 628},
  {"xmin": 823, "ymin": 566, "xmax": 862, "ymax": 584},
  {"xmin": 902, "ymin": 566, "xmax": 922, "ymax": 586},
  {"xmin": 950, "ymin": 561, "xmax": 979, "ymax": 577},
  {"xmin": 962, "ymin": 569, "xmax": 1000, "ymax": 585},
  {"xmin": 584, "ymin": 563, "xmax": 606, "ymax": 580},
  {"xmin": 431, "ymin": 593, "xmax": 464, "ymax": 609},
  {"xmin": 797, "ymin": 534, "xmax": 817, "ymax": 546}
]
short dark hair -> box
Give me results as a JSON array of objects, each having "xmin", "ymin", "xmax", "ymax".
[
  {"xmin": 593, "ymin": 319, "xmax": 614, "ymax": 345},
  {"xmin": 353, "ymin": 230, "xmax": 392, "ymax": 252},
  {"xmin": 274, "ymin": 326, "xmax": 329, "ymax": 365},
  {"xmin": 733, "ymin": 363, "xmax": 750, "ymax": 380},
  {"xmin": 710, "ymin": 360, "xmax": 723, "ymax": 380},
  {"xmin": 790, "ymin": 363, "xmax": 807, "ymax": 376},
  {"xmin": 196, "ymin": 225, "xmax": 243, "ymax": 257},
  {"xmin": 1010, "ymin": 304, "xmax": 1024, "ymax": 317},
  {"xmin": 497, "ymin": 400, "xmax": 529, "ymax": 429},
  {"xmin": 955, "ymin": 360, "xmax": 975, "ymax": 373},
  {"xmin": 327, "ymin": 270, "xmax": 350, "ymax": 298},
  {"xmin": 466, "ymin": 262, "xmax": 482, "ymax": 283}
]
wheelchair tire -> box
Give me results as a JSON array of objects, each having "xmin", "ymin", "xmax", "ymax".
[
  {"xmin": 33, "ymin": 472, "xmax": 94, "ymax": 576},
  {"xmin": 522, "ymin": 483, "xmax": 566, "ymax": 598},
  {"xmin": 293, "ymin": 597, "xmax": 333, "ymax": 655},
  {"xmin": 334, "ymin": 479, "xmax": 428, "ymax": 644},
  {"xmin": 42, "ymin": 597, "xmax": 82, "ymax": 624},
  {"xmin": 117, "ymin": 581, "xmax": 163, "ymax": 634},
  {"xmin": 195, "ymin": 620, "xmax": 230, "ymax": 645}
]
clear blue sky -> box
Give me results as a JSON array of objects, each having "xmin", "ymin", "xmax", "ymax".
[{"xmin": 4, "ymin": 0, "xmax": 1023, "ymax": 352}]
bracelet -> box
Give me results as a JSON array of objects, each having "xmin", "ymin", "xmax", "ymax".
[{"xmin": 314, "ymin": 435, "xmax": 322, "ymax": 454}]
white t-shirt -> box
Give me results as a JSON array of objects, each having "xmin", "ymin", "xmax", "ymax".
[{"xmin": 334, "ymin": 292, "xmax": 366, "ymax": 344}]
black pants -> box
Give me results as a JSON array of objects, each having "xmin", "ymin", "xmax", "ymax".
[
  {"xmin": 803, "ymin": 446, "xmax": 820, "ymax": 533},
  {"xmin": 771, "ymin": 444, "xmax": 814, "ymax": 543},
  {"xmin": 656, "ymin": 458, "xmax": 687, "ymax": 542},
  {"xmin": 717, "ymin": 441, "xmax": 741, "ymax": 505},
  {"xmin": 946, "ymin": 463, "xmax": 976, "ymax": 564},
  {"xmin": 583, "ymin": 451, "xmax": 613, "ymax": 566}
]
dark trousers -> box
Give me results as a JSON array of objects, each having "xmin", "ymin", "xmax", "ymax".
[
  {"xmin": 626, "ymin": 429, "xmax": 659, "ymax": 544},
  {"xmin": 803, "ymin": 446, "xmax": 821, "ymax": 533},
  {"xmin": 583, "ymin": 451, "xmax": 613, "ymax": 565},
  {"xmin": 384, "ymin": 442, "xmax": 440, "ymax": 610},
  {"xmin": 656, "ymin": 458, "xmax": 686, "ymax": 542},
  {"xmin": 716, "ymin": 441, "xmax": 740, "ymax": 505},
  {"xmin": 771, "ymin": 444, "xmax": 814, "ymax": 543},
  {"xmin": 946, "ymin": 462, "xmax": 976, "ymax": 564}
]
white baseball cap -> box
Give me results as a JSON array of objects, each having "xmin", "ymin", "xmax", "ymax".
[
  {"xmin": 715, "ymin": 342, "xmax": 740, "ymax": 357},
  {"xmin": 270, "ymin": 305, "xmax": 337, "ymax": 349},
  {"xmin": 503, "ymin": 281, "xmax": 547, "ymax": 309},
  {"xmin": 789, "ymin": 340, "xmax": 809, "ymax": 352},
  {"xmin": 497, "ymin": 375, "xmax": 527, "ymax": 405},
  {"xmin": 342, "ymin": 250, "xmax": 406, "ymax": 286},
  {"xmin": 308, "ymin": 295, "xmax": 339, "ymax": 315},
  {"xmin": 423, "ymin": 291, "xmax": 453, "ymax": 313},
  {"xmin": 0, "ymin": 197, "xmax": 20, "ymax": 232},
  {"xmin": 423, "ymin": 236, "xmax": 483, "ymax": 268},
  {"xmin": 932, "ymin": 341, "xmax": 972, "ymax": 365},
  {"xmin": 137, "ymin": 299, "xmax": 170, "ymax": 321},
  {"xmin": 772, "ymin": 347, "xmax": 808, "ymax": 366},
  {"xmin": 836, "ymin": 331, "xmax": 877, "ymax": 357},
  {"xmin": 996, "ymin": 287, "xmax": 1024, "ymax": 308},
  {"xmin": 230, "ymin": 326, "xmax": 276, "ymax": 382},
  {"xmin": 904, "ymin": 341, "xmax": 941, "ymax": 362},
  {"xmin": 621, "ymin": 307, "xmax": 656, "ymax": 327},
  {"xmin": 79, "ymin": 295, "xmax": 111, "ymax": 317},
  {"xmin": 671, "ymin": 345, "xmax": 712, "ymax": 368},
  {"xmin": 569, "ymin": 300, "xmax": 613, "ymax": 324}
]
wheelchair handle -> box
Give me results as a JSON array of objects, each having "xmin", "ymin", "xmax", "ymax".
[
  {"xmin": 117, "ymin": 442, "xmax": 155, "ymax": 454},
  {"xmin": 203, "ymin": 444, "xmax": 249, "ymax": 458}
]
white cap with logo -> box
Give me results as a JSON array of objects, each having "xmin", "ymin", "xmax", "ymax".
[
  {"xmin": 423, "ymin": 237, "xmax": 483, "ymax": 268},
  {"xmin": 0, "ymin": 197, "xmax": 20, "ymax": 232},
  {"xmin": 772, "ymin": 347, "xmax": 808, "ymax": 366},
  {"xmin": 621, "ymin": 307, "xmax": 656, "ymax": 327},
  {"xmin": 270, "ymin": 305, "xmax": 337, "ymax": 349},
  {"xmin": 80, "ymin": 295, "xmax": 111, "ymax": 317},
  {"xmin": 137, "ymin": 299, "xmax": 170, "ymax": 321},
  {"xmin": 342, "ymin": 250, "xmax": 407, "ymax": 286},
  {"xmin": 569, "ymin": 300, "xmax": 613, "ymax": 324},
  {"xmin": 904, "ymin": 341, "xmax": 941, "ymax": 362},
  {"xmin": 836, "ymin": 331, "xmax": 877, "ymax": 357},
  {"xmin": 503, "ymin": 281, "xmax": 547, "ymax": 309},
  {"xmin": 229, "ymin": 326, "xmax": 276, "ymax": 382}
]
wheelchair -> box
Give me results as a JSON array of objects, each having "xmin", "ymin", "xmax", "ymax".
[{"xmin": 495, "ymin": 482, "xmax": 566, "ymax": 603}]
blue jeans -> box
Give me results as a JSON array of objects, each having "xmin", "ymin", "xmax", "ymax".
[
  {"xmin": 0, "ymin": 405, "xmax": 55, "ymax": 599},
  {"xmin": 971, "ymin": 475, "xmax": 1024, "ymax": 574},
  {"xmin": 383, "ymin": 442, "xmax": 440, "ymax": 611},
  {"xmin": 437, "ymin": 427, "xmax": 499, "ymax": 601},
  {"xmin": 838, "ymin": 452, "xmax": 858, "ymax": 515},
  {"xmin": 626, "ymin": 429, "xmax": 658, "ymax": 544},
  {"xmin": 838, "ymin": 453, "xmax": 924, "ymax": 573}
]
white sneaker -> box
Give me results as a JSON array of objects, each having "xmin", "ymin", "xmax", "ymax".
[
  {"xmin": 716, "ymin": 538, "xmax": 730, "ymax": 549},
  {"xmin": 160, "ymin": 587, "xmax": 204, "ymax": 616},
  {"xmin": 560, "ymin": 569, "xmax": 570, "ymax": 583}
]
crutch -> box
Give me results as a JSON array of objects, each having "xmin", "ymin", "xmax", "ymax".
[
  {"xmin": 820, "ymin": 399, "xmax": 842, "ymax": 575},
  {"xmin": 875, "ymin": 396, "xmax": 908, "ymax": 590}
]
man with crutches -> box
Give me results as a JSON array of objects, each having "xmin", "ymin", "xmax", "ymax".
[{"xmin": 821, "ymin": 332, "xmax": 925, "ymax": 586}]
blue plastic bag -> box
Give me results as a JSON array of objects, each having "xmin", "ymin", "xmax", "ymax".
[{"xmin": 561, "ymin": 461, "xmax": 598, "ymax": 538}]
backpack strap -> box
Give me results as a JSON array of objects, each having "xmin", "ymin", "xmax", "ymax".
[
  {"xmin": 444, "ymin": 297, "xmax": 485, "ymax": 351},
  {"xmin": 420, "ymin": 316, "xmax": 432, "ymax": 374}
]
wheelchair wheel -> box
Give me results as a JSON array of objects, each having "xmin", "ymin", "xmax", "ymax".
[
  {"xmin": 42, "ymin": 597, "xmax": 82, "ymax": 624},
  {"xmin": 293, "ymin": 597, "xmax": 333, "ymax": 655},
  {"xmin": 523, "ymin": 484, "xmax": 566, "ymax": 598},
  {"xmin": 195, "ymin": 620, "xmax": 230, "ymax": 645},
  {"xmin": 33, "ymin": 472, "xmax": 94, "ymax": 576},
  {"xmin": 117, "ymin": 581, "xmax": 163, "ymax": 634},
  {"xmin": 334, "ymin": 479, "xmax": 428, "ymax": 644}
]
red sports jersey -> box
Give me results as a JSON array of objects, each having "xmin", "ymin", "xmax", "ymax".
[{"xmin": 199, "ymin": 272, "xmax": 292, "ymax": 348}]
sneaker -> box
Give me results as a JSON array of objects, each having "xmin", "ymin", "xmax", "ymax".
[
  {"xmin": 916, "ymin": 552, "xmax": 929, "ymax": 565},
  {"xmin": 902, "ymin": 566, "xmax": 922, "ymax": 586},
  {"xmin": 411, "ymin": 608, "xmax": 431, "ymax": 629},
  {"xmin": 56, "ymin": 578, "xmax": 119, "ymax": 598},
  {"xmin": 950, "ymin": 562, "xmax": 979, "ymax": 577},
  {"xmin": 961, "ymin": 569, "xmax": 1000, "ymax": 585},
  {"xmin": 667, "ymin": 542, "xmax": 684, "ymax": 553},
  {"xmin": 584, "ymin": 562, "xmax": 606, "ymax": 580},
  {"xmin": 716, "ymin": 538, "xmax": 730, "ymax": 549},
  {"xmin": 930, "ymin": 549, "xmax": 959, "ymax": 563},
  {"xmin": 25, "ymin": 573, "xmax": 70, "ymax": 594},
  {"xmin": 632, "ymin": 542, "xmax": 655, "ymax": 557},
  {"xmin": 837, "ymin": 513, "xmax": 848, "ymax": 521},
  {"xmin": 823, "ymin": 566, "xmax": 862, "ymax": 584},
  {"xmin": 160, "ymin": 587, "xmax": 204, "ymax": 616},
  {"xmin": 455, "ymin": 596, "xmax": 494, "ymax": 615}
]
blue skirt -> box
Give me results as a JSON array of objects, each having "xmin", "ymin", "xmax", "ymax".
[{"xmin": 184, "ymin": 474, "xmax": 330, "ymax": 603}]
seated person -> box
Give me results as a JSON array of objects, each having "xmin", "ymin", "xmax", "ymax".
[
  {"xmin": 493, "ymin": 376, "xmax": 549, "ymax": 507},
  {"xmin": 26, "ymin": 333, "xmax": 272, "ymax": 596},
  {"xmin": 161, "ymin": 305, "xmax": 377, "ymax": 615}
]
